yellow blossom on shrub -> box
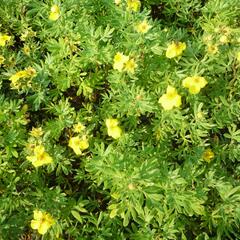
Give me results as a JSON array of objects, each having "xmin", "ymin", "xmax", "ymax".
[
  {"xmin": 158, "ymin": 86, "xmax": 182, "ymax": 110},
  {"xmin": 182, "ymin": 76, "xmax": 207, "ymax": 94},
  {"xmin": 136, "ymin": 20, "xmax": 151, "ymax": 34},
  {"xmin": 127, "ymin": 0, "xmax": 141, "ymax": 12},
  {"xmin": 9, "ymin": 67, "xmax": 36, "ymax": 89},
  {"xmin": 219, "ymin": 35, "xmax": 228, "ymax": 44},
  {"xmin": 31, "ymin": 210, "xmax": 54, "ymax": 235},
  {"xmin": 10, "ymin": 70, "xmax": 28, "ymax": 82},
  {"xmin": 0, "ymin": 33, "xmax": 11, "ymax": 46},
  {"xmin": 25, "ymin": 66, "xmax": 36, "ymax": 77},
  {"xmin": 166, "ymin": 41, "xmax": 186, "ymax": 58},
  {"xmin": 23, "ymin": 45, "xmax": 31, "ymax": 56},
  {"xmin": 68, "ymin": 135, "xmax": 89, "ymax": 155},
  {"xmin": 113, "ymin": 52, "xmax": 129, "ymax": 72},
  {"xmin": 202, "ymin": 149, "xmax": 214, "ymax": 163},
  {"xmin": 207, "ymin": 44, "xmax": 218, "ymax": 55},
  {"xmin": 124, "ymin": 58, "xmax": 137, "ymax": 74},
  {"xmin": 27, "ymin": 145, "xmax": 53, "ymax": 167},
  {"xmin": 49, "ymin": 5, "xmax": 60, "ymax": 21},
  {"xmin": 106, "ymin": 118, "xmax": 122, "ymax": 139},
  {"xmin": 73, "ymin": 123, "xmax": 86, "ymax": 133},
  {"xmin": 30, "ymin": 127, "xmax": 44, "ymax": 138},
  {"xmin": 0, "ymin": 55, "xmax": 5, "ymax": 65}
]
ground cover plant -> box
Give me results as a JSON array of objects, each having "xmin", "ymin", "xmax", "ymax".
[{"xmin": 0, "ymin": 0, "xmax": 240, "ymax": 239}]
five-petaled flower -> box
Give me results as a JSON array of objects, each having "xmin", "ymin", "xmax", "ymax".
[
  {"xmin": 27, "ymin": 145, "xmax": 53, "ymax": 167},
  {"xmin": 202, "ymin": 149, "xmax": 214, "ymax": 163},
  {"xmin": 158, "ymin": 86, "xmax": 182, "ymax": 110},
  {"xmin": 30, "ymin": 127, "xmax": 44, "ymax": 138},
  {"xmin": 127, "ymin": 0, "xmax": 141, "ymax": 12},
  {"xmin": 0, "ymin": 33, "xmax": 11, "ymax": 46},
  {"xmin": 68, "ymin": 135, "xmax": 89, "ymax": 155},
  {"xmin": 31, "ymin": 210, "xmax": 54, "ymax": 235},
  {"xmin": 124, "ymin": 58, "xmax": 137, "ymax": 74},
  {"xmin": 182, "ymin": 76, "xmax": 207, "ymax": 94},
  {"xmin": 73, "ymin": 123, "xmax": 86, "ymax": 133},
  {"xmin": 166, "ymin": 41, "xmax": 186, "ymax": 58},
  {"xmin": 113, "ymin": 52, "xmax": 129, "ymax": 72},
  {"xmin": 106, "ymin": 118, "xmax": 122, "ymax": 139},
  {"xmin": 136, "ymin": 20, "xmax": 151, "ymax": 34},
  {"xmin": 49, "ymin": 5, "xmax": 60, "ymax": 21}
]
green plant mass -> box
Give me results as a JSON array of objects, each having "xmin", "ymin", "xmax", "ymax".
[{"xmin": 0, "ymin": 0, "xmax": 240, "ymax": 239}]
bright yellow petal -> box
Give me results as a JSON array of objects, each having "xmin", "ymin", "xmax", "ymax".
[
  {"xmin": 34, "ymin": 145, "xmax": 45, "ymax": 155},
  {"xmin": 113, "ymin": 52, "xmax": 129, "ymax": 71},
  {"xmin": 188, "ymin": 85, "xmax": 201, "ymax": 94},
  {"xmin": 39, "ymin": 152, "xmax": 53, "ymax": 166},
  {"xmin": 174, "ymin": 95, "xmax": 182, "ymax": 107},
  {"xmin": 27, "ymin": 155, "xmax": 37, "ymax": 164},
  {"xmin": 69, "ymin": 136, "xmax": 82, "ymax": 155},
  {"xmin": 33, "ymin": 210, "xmax": 43, "ymax": 220},
  {"xmin": 166, "ymin": 45, "xmax": 176, "ymax": 58},
  {"xmin": 159, "ymin": 94, "xmax": 174, "ymax": 110},
  {"xmin": 106, "ymin": 118, "xmax": 119, "ymax": 128},
  {"xmin": 197, "ymin": 76, "xmax": 207, "ymax": 88},
  {"xmin": 79, "ymin": 136, "xmax": 89, "ymax": 150},
  {"xmin": 31, "ymin": 220, "xmax": 41, "ymax": 230},
  {"xmin": 113, "ymin": 61, "xmax": 124, "ymax": 71},
  {"xmin": 182, "ymin": 77, "xmax": 191, "ymax": 88},
  {"xmin": 166, "ymin": 85, "xmax": 177, "ymax": 95},
  {"xmin": 166, "ymin": 42, "xmax": 186, "ymax": 58},
  {"xmin": 38, "ymin": 222, "xmax": 49, "ymax": 235},
  {"xmin": 108, "ymin": 126, "xmax": 122, "ymax": 139}
]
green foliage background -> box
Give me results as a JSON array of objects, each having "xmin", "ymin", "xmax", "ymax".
[{"xmin": 0, "ymin": 0, "xmax": 240, "ymax": 239}]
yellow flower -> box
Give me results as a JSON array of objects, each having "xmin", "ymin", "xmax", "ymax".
[
  {"xmin": 31, "ymin": 210, "xmax": 54, "ymax": 235},
  {"xmin": 68, "ymin": 135, "xmax": 89, "ymax": 155},
  {"xmin": 105, "ymin": 118, "xmax": 122, "ymax": 139},
  {"xmin": 10, "ymin": 70, "xmax": 28, "ymax": 82},
  {"xmin": 202, "ymin": 34, "xmax": 212, "ymax": 43},
  {"xmin": 124, "ymin": 58, "xmax": 137, "ymax": 74},
  {"xmin": 0, "ymin": 34, "xmax": 11, "ymax": 46},
  {"xmin": 182, "ymin": 76, "xmax": 207, "ymax": 94},
  {"xmin": 207, "ymin": 44, "xmax": 218, "ymax": 55},
  {"xmin": 219, "ymin": 35, "xmax": 228, "ymax": 44},
  {"xmin": 113, "ymin": 52, "xmax": 129, "ymax": 72},
  {"xmin": 0, "ymin": 55, "xmax": 5, "ymax": 65},
  {"xmin": 136, "ymin": 20, "xmax": 151, "ymax": 34},
  {"xmin": 27, "ymin": 145, "xmax": 53, "ymax": 167},
  {"xmin": 30, "ymin": 127, "xmax": 44, "ymax": 138},
  {"xmin": 9, "ymin": 67, "xmax": 36, "ymax": 89},
  {"xmin": 127, "ymin": 0, "xmax": 141, "ymax": 12},
  {"xmin": 23, "ymin": 45, "xmax": 31, "ymax": 56},
  {"xmin": 73, "ymin": 123, "xmax": 85, "ymax": 133},
  {"xmin": 202, "ymin": 149, "xmax": 214, "ymax": 163},
  {"xmin": 166, "ymin": 41, "xmax": 186, "ymax": 58},
  {"xmin": 25, "ymin": 66, "xmax": 36, "ymax": 77},
  {"xmin": 158, "ymin": 86, "xmax": 182, "ymax": 110},
  {"xmin": 49, "ymin": 5, "xmax": 60, "ymax": 21}
]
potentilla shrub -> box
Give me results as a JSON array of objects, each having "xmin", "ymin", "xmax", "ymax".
[{"xmin": 0, "ymin": 0, "xmax": 240, "ymax": 239}]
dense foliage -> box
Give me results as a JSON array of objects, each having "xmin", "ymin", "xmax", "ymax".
[{"xmin": 0, "ymin": 0, "xmax": 240, "ymax": 239}]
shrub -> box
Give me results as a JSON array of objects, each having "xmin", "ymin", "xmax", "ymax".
[{"xmin": 0, "ymin": 0, "xmax": 240, "ymax": 239}]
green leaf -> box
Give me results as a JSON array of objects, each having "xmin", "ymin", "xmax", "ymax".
[{"xmin": 71, "ymin": 210, "xmax": 83, "ymax": 223}]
